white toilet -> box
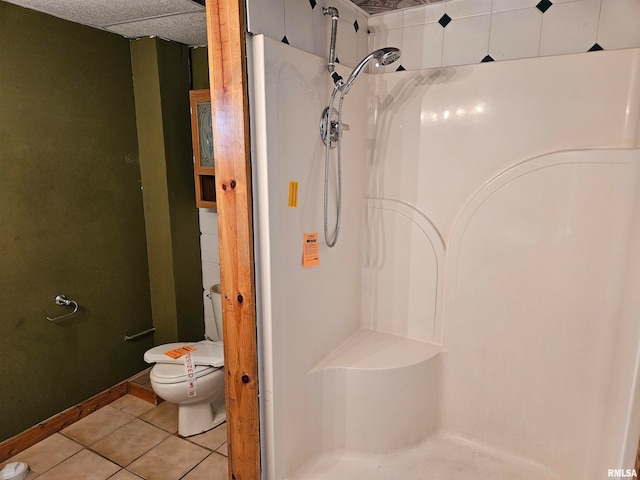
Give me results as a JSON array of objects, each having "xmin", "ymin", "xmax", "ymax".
[{"xmin": 144, "ymin": 284, "xmax": 226, "ymax": 437}]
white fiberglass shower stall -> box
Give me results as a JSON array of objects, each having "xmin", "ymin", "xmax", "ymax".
[{"xmin": 249, "ymin": 32, "xmax": 640, "ymax": 479}]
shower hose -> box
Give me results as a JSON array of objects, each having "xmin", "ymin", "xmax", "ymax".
[{"xmin": 324, "ymin": 86, "xmax": 346, "ymax": 248}]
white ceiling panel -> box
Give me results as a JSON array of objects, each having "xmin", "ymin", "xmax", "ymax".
[
  {"xmin": 106, "ymin": 12, "xmax": 207, "ymax": 47},
  {"xmin": 3, "ymin": 0, "xmax": 444, "ymax": 46},
  {"xmin": 3, "ymin": 0, "xmax": 203, "ymax": 26},
  {"xmin": 3, "ymin": 0, "xmax": 205, "ymax": 45}
]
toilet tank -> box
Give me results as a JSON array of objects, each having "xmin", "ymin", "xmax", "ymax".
[{"xmin": 206, "ymin": 284, "xmax": 223, "ymax": 342}]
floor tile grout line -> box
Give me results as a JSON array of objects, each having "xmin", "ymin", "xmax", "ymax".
[
  {"xmin": 135, "ymin": 413, "xmax": 178, "ymax": 435},
  {"xmin": 177, "ymin": 451, "xmax": 229, "ymax": 480},
  {"xmin": 178, "ymin": 450, "xmax": 214, "ymax": 480},
  {"xmin": 8, "ymin": 390, "xmax": 228, "ymax": 479}
]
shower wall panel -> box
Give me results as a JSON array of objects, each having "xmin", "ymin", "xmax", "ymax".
[
  {"xmin": 252, "ymin": 18, "xmax": 640, "ymax": 476},
  {"xmin": 250, "ymin": 35, "xmax": 369, "ymax": 479},
  {"xmin": 445, "ymin": 151, "xmax": 640, "ymax": 477},
  {"xmin": 369, "ymin": 48, "xmax": 640, "ymax": 478}
]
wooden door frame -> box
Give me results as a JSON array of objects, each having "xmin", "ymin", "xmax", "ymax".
[{"xmin": 206, "ymin": 1, "xmax": 260, "ymax": 479}]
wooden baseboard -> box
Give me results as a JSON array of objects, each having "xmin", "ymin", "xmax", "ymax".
[
  {"xmin": 0, "ymin": 382, "xmax": 129, "ymax": 463},
  {"xmin": 128, "ymin": 381, "xmax": 161, "ymax": 405}
]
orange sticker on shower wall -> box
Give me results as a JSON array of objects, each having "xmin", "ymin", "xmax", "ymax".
[
  {"xmin": 164, "ymin": 345, "xmax": 197, "ymax": 359},
  {"xmin": 303, "ymin": 233, "xmax": 320, "ymax": 267},
  {"xmin": 288, "ymin": 181, "xmax": 299, "ymax": 208}
]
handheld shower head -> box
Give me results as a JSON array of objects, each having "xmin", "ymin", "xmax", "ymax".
[
  {"xmin": 375, "ymin": 47, "xmax": 402, "ymax": 66},
  {"xmin": 340, "ymin": 47, "xmax": 401, "ymax": 94}
]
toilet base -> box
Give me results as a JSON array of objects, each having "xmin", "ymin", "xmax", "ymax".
[{"xmin": 178, "ymin": 399, "xmax": 226, "ymax": 437}]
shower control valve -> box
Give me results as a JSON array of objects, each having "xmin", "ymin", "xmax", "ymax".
[{"xmin": 320, "ymin": 106, "xmax": 349, "ymax": 148}]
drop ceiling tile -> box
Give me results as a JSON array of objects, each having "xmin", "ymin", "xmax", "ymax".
[
  {"xmin": 106, "ymin": 12, "xmax": 207, "ymax": 46},
  {"xmin": 3, "ymin": 0, "xmax": 203, "ymax": 28}
]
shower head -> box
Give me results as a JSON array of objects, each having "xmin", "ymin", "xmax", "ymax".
[
  {"xmin": 375, "ymin": 47, "xmax": 402, "ymax": 66},
  {"xmin": 340, "ymin": 47, "xmax": 401, "ymax": 94}
]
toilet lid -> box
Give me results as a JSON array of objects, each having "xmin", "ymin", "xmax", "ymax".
[
  {"xmin": 144, "ymin": 340, "xmax": 224, "ymax": 367},
  {"xmin": 150, "ymin": 363, "xmax": 217, "ymax": 384}
]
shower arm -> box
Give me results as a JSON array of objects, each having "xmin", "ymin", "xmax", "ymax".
[{"xmin": 323, "ymin": 7, "xmax": 339, "ymax": 74}]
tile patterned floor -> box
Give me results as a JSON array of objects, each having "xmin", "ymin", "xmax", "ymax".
[{"xmin": 1, "ymin": 395, "xmax": 228, "ymax": 480}]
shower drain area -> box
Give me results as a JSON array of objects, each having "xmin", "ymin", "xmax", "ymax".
[
  {"xmin": 300, "ymin": 329, "xmax": 560, "ymax": 479},
  {"xmin": 289, "ymin": 432, "xmax": 556, "ymax": 480}
]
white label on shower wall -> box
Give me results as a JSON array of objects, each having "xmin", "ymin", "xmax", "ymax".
[{"xmin": 184, "ymin": 353, "xmax": 197, "ymax": 397}]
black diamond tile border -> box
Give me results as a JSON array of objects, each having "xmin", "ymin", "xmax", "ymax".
[
  {"xmin": 282, "ymin": 36, "xmax": 289, "ymax": 44},
  {"xmin": 354, "ymin": 19, "xmax": 359, "ymax": 33},
  {"xmin": 589, "ymin": 43, "xmax": 604, "ymax": 51},
  {"xmin": 536, "ymin": 0, "xmax": 553, "ymax": 13},
  {"xmin": 396, "ymin": 65, "xmax": 406, "ymax": 71},
  {"xmin": 481, "ymin": 55, "xmax": 494, "ymax": 62},
  {"xmin": 438, "ymin": 13, "xmax": 452, "ymax": 28},
  {"xmin": 309, "ymin": 0, "xmax": 317, "ymax": 8}
]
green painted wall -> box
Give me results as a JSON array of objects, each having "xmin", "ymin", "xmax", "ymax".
[
  {"xmin": 131, "ymin": 38, "xmax": 204, "ymax": 344},
  {"xmin": 190, "ymin": 47, "xmax": 210, "ymax": 90},
  {"xmin": 0, "ymin": 3, "xmax": 203, "ymax": 442}
]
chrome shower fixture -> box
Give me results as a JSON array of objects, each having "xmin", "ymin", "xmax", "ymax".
[
  {"xmin": 323, "ymin": 7, "xmax": 339, "ymax": 74},
  {"xmin": 337, "ymin": 47, "xmax": 401, "ymax": 94},
  {"xmin": 320, "ymin": 10, "xmax": 401, "ymax": 248}
]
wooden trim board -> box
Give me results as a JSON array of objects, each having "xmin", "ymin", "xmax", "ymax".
[
  {"xmin": 128, "ymin": 381, "xmax": 162, "ymax": 405},
  {"xmin": 206, "ymin": 1, "xmax": 261, "ymax": 479},
  {"xmin": 0, "ymin": 382, "xmax": 128, "ymax": 463}
]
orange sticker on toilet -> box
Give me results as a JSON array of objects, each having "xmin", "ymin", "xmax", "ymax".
[{"xmin": 164, "ymin": 345, "xmax": 197, "ymax": 359}]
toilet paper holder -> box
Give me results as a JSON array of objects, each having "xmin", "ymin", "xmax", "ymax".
[{"xmin": 47, "ymin": 294, "xmax": 79, "ymax": 322}]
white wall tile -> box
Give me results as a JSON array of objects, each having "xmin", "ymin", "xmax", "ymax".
[
  {"xmin": 492, "ymin": 0, "xmax": 539, "ymax": 13},
  {"xmin": 445, "ymin": 0, "xmax": 493, "ymax": 18},
  {"xmin": 199, "ymin": 208, "xmax": 220, "ymax": 322},
  {"xmin": 203, "ymin": 292, "xmax": 214, "ymax": 318},
  {"xmin": 336, "ymin": 16, "xmax": 359, "ymax": 67},
  {"xmin": 284, "ymin": 0, "xmax": 315, "ymax": 52},
  {"xmin": 312, "ymin": 2, "xmax": 330, "ymax": 57},
  {"xmin": 539, "ymin": 0, "xmax": 601, "ymax": 56},
  {"xmin": 246, "ymin": 0, "xmax": 368, "ymax": 64},
  {"xmin": 335, "ymin": 1, "xmax": 359, "ymax": 24},
  {"xmin": 489, "ymin": 8, "xmax": 542, "ymax": 61},
  {"xmin": 402, "ymin": 23, "xmax": 444, "ymax": 69},
  {"xmin": 597, "ymin": 0, "xmax": 640, "ymax": 50},
  {"xmin": 202, "ymin": 261, "xmax": 221, "ymax": 290},
  {"xmin": 248, "ymin": 0, "xmax": 640, "ymax": 73},
  {"xmin": 356, "ymin": 12, "xmax": 369, "ymax": 60},
  {"xmin": 246, "ymin": 0, "xmax": 285, "ymax": 40},
  {"xmin": 442, "ymin": 14, "xmax": 491, "ymax": 66},
  {"xmin": 198, "ymin": 209, "xmax": 218, "ymax": 234},
  {"xmin": 368, "ymin": 10, "xmax": 404, "ymax": 32},
  {"xmin": 402, "ymin": 3, "xmax": 446, "ymax": 26},
  {"xmin": 200, "ymin": 233, "xmax": 220, "ymax": 264}
]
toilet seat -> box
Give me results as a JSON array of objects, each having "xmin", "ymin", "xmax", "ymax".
[
  {"xmin": 144, "ymin": 340, "xmax": 224, "ymax": 367},
  {"xmin": 150, "ymin": 363, "xmax": 219, "ymax": 384}
]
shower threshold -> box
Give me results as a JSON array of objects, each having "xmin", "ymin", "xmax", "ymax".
[{"xmin": 288, "ymin": 432, "xmax": 556, "ymax": 480}]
